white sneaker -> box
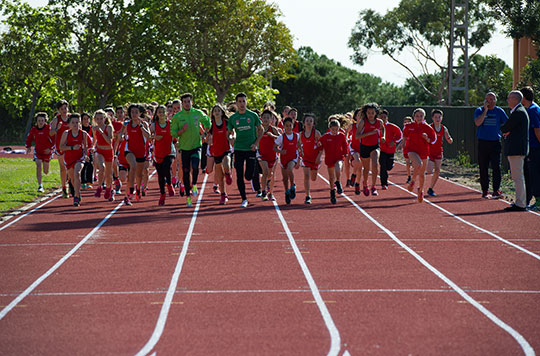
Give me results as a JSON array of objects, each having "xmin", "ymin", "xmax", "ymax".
[
  {"xmin": 37, "ymin": 185, "xmax": 44, "ymax": 193},
  {"xmin": 241, "ymin": 200, "xmax": 248, "ymax": 208}
]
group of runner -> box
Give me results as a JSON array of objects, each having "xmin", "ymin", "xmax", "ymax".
[{"xmin": 24, "ymin": 93, "xmax": 453, "ymax": 207}]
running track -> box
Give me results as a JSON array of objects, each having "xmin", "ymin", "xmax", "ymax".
[{"xmin": 0, "ymin": 163, "xmax": 539, "ymax": 355}]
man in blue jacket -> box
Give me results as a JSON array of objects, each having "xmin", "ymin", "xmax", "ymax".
[{"xmin": 501, "ymin": 90, "xmax": 530, "ymax": 211}]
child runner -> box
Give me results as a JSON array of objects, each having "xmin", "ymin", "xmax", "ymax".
[
  {"xmin": 398, "ymin": 116, "xmax": 414, "ymax": 183},
  {"xmin": 170, "ymin": 99, "xmax": 183, "ymax": 194},
  {"xmin": 112, "ymin": 106, "xmax": 126, "ymax": 193},
  {"xmin": 356, "ymin": 103, "xmax": 385, "ymax": 196},
  {"xmin": 318, "ymin": 119, "xmax": 349, "ymax": 204},
  {"xmin": 25, "ymin": 112, "xmax": 54, "ymax": 192},
  {"xmin": 206, "ymin": 104, "xmax": 233, "ymax": 205},
  {"xmin": 379, "ymin": 109, "xmax": 403, "ymax": 190},
  {"xmin": 80, "ymin": 112, "xmax": 94, "ymax": 191},
  {"xmin": 49, "ymin": 100, "xmax": 71, "ymax": 198},
  {"xmin": 300, "ymin": 113, "xmax": 322, "ymax": 204},
  {"xmin": 92, "ymin": 109, "xmax": 115, "ymax": 201},
  {"xmin": 426, "ymin": 109, "xmax": 453, "ymax": 196},
  {"xmin": 171, "ymin": 93, "xmax": 211, "ymax": 207},
  {"xmin": 120, "ymin": 103, "xmax": 151, "ymax": 205},
  {"xmin": 274, "ymin": 117, "xmax": 303, "ymax": 204},
  {"xmin": 257, "ymin": 109, "xmax": 280, "ymax": 201},
  {"xmin": 348, "ymin": 108, "xmax": 363, "ymax": 195},
  {"xmin": 402, "ymin": 108, "xmax": 436, "ymax": 202},
  {"xmin": 59, "ymin": 114, "xmax": 92, "ymax": 206},
  {"xmin": 151, "ymin": 105, "xmax": 176, "ymax": 206},
  {"xmin": 227, "ymin": 92, "xmax": 263, "ymax": 207}
]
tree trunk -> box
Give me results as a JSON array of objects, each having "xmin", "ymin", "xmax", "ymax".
[
  {"xmin": 99, "ymin": 93, "xmax": 108, "ymax": 109},
  {"xmin": 215, "ymin": 86, "xmax": 227, "ymax": 104},
  {"xmin": 24, "ymin": 91, "xmax": 40, "ymax": 139}
]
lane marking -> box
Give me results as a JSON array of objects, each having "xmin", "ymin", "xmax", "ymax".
[
  {"xmin": 0, "ymin": 194, "xmax": 62, "ymax": 232},
  {"xmin": 388, "ymin": 179, "xmax": 540, "ymax": 262},
  {"xmin": 2, "ymin": 288, "xmax": 540, "ymax": 298},
  {"xmin": 135, "ymin": 174, "xmax": 208, "ymax": 356},
  {"xmin": 0, "ymin": 170, "xmax": 157, "ymax": 320},
  {"xmin": 319, "ymin": 174, "xmax": 535, "ymax": 356},
  {"xmin": 272, "ymin": 199, "xmax": 341, "ymax": 356}
]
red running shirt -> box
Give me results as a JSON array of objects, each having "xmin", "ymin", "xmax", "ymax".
[
  {"xmin": 126, "ymin": 122, "xmax": 147, "ymax": 158},
  {"xmin": 318, "ymin": 132, "xmax": 349, "ymax": 167},
  {"xmin": 258, "ymin": 126, "xmax": 278, "ymax": 163},
  {"xmin": 54, "ymin": 117, "xmax": 70, "ymax": 154},
  {"xmin": 301, "ymin": 128, "xmax": 319, "ymax": 164},
  {"xmin": 403, "ymin": 121, "xmax": 436, "ymax": 159},
  {"xmin": 361, "ymin": 119, "xmax": 381, "ymax": 146},
  {"xmin": 429, "ymin": 123, "xmax": 446, "ymax": 159},
  {"xmin": 209, "ymin": 119, "xmax": 230, "ymax": 157},
  {"xmin": 380, "ymin": 122, "xmax": 402, "ymax": 154},
  {"xmin": 277, "ymin": 132, "xmax": 299, "ymax": 166},
  {"xmin": 64, "ymin": 130, "xmax": 92, "ymax": 169},
  {"xmin": 349, "ymin": 124, "xmax": 361, "ymax": 152},
  {"xmin": 154, "ymin": 120, "xmax": 173, "ymax": 163},
  {"xmin": 26, "ymin": 125, "xmax": 53, "ymax": 156}
]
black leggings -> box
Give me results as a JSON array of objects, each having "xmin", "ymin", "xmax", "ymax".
[
  {"xmin": 234, "ymin": 150, "xmax": 260, "ymax": 200},
  {"xmin": 155, "ymin": 156, "xmax": 174, "ymax": 194},
  {"xmin": 81, "ymin": 154, "xmax": 94, "ymax": 184},
  {"xmin": 181, "ymin": 148, "xmax": 200, "ymax": 195},
  {"xmin": 379, "ymin": 151, "xmax": 395, "ymax": 186}
]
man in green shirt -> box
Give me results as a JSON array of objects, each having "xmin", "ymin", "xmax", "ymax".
[
  {"xmin": 171, "ymin": 93, "xmax": 210, "ymax": 207},
  {"xmin": 227, "ymin": 92, "xmax": 264, "ymax": 207}
]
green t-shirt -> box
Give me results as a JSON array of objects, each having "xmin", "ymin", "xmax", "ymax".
[
  {"xmin": 170, "ymin": 108, "xmax": 210, "ymax": 151},
  {"xmin": 227, "ymin": 109, "xmax": 262, "ymax": 151}
]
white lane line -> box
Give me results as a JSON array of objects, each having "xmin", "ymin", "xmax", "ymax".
[
  {"xmin": 0, "ymin": 199, "xmax": 125, "ymax": 320},
  {"xmin": 0, "ymin": 194, "xmax": 61, "ymax": 232},
  {"xmin": 272, "ymin": 200, "xmax": 341, "ymax": 356},
  {"xmin": 388, "ymin": 179, "xmax": 540, "ymax": 262},
  {"xmin": 319, "ymin": 174, "xmax": 535, "ymax": 356},
  {"xmin": 3, "ymin": 288, "xmax": 539, "ymax": 297},
  {"xmin": 135, "ymin": 174, "xmax": 208, "ymax": 356},
  {"xmin": 394, "ymin": 161, "xmax": 540, "ymax": 217}
]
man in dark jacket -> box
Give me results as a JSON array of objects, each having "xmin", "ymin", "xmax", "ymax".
[{"xmin": 501, "ymin": 90, "xmax": 530, "ymax": 211}]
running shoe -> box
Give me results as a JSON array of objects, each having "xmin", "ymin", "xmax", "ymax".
[
  {"xmin": 109, "ymin": 191, "xmax": 115, "ymax": 202},
  {"xmin": 363, "ymin": 185, "xmax": 370, "ymax": 196},
  {"xmin": 73, "ymin": 196, "xmax": 80, "ymax": 207},
  {"xmin": 37, "ymin": 185, "xmax": 44, "ymax": 193},
  {"xmin": 290, "ymin": 184, "xmax": 296, "ymax": 199},
  {"xmin": 350, "ymin": 174, "xmax": 357, "ymax": 185},
  {"xmin": 114, "ymin": 178, "xmax": 121, "ymax": 193},
  {"xmin": 381, "ymin": 185, "xmax": 388, "ymax": 190},
  {"xmin": 491, "ymin": 190, "xmax": 503, "ymax": 199},
  {"xmin": 192, "ymin": 186, "xmax": 198, "ymax": 197},
  {"xmin": 346, "ymin": 179, "xmax": 352, "ymax": 188},
  {"xmin": 482, "ymin": 190, "xmax": 490, "ymax": 199},
  {"xmin": 305, "ymin": 195, "xmax": 312, "ymax": 204},
  {"xmin": 256, "ymin": 190, "xmax": 262, "ymax": 197},
  {"xmin": 335, "ymin": 181, "xmax": 343, "ymax": 194},
  {"xmin": 225, "ymin": 172, "xmax": 233, "ymax": 185},
  {"xmin": 417, "ymin": 189, "xmax": 424, "ymax": 203},
  {"xmin": 158, "ymin": 193, "xmax": 166, "ymax": 206},
  {"xmin": 136, "ymin": 190, "xmax": 142, "ymax": 201},
  {"xmin": 371, "ymin": 186, "xmax": 378, "ymax": 196},
  {"xmin": 104, "ymin": 188, "xmax": 111, "ymax": 200},
  {"xmin": 261, "ymin": 190, "xmax": 268, "ymax": 201},
  {"xmin": 172, "ymin": 176, "xmax": 178, "ymax": 187},
  {"xmin": 267, "ymin": 193, "xmax": 276, "ymax": 201},
  {"xmin": 219, "ymin": 193, "xmax": 228, "ymax": 205},
  {"xmin": 94, "ymin": 186, "xmax": 102, "ymax": 198},
  {"xmin": 167, "ymin": 184, "xmax": 175, "ymax": 197},
  {"xmin": 330, "ymin": 189, "xmax": 337, "ymax": 204},
  {"xmin": 124, "ymin": 196, "xmax": 132, "ymax": 206},
  {"xmin": 186, "ymin": 196, "xmax": 193, "ymax": 207},
  {"xmin": 285, "ymin": 190, "xmax": 291, "ymax": 204},
  {"xmin": 407, "ymin": 181, "xmax": 415, "ymax": 192},
  {"xmin": 213, "ymin": 184, "xmax": 220, "ymax": 194},
  {"xmin": 355, "ymin": 183, "xmax": 361, "ymax": 195},
  {"xmin": 141, "ymin": 185, "xmax": 146, "ymax": 197},
  {"xmin": 406, "ymin": 175, "xmax": 412, "ymax": 184},
  {"xmin": 179, "ymin": 184, "xmax": 185, "ymax": 197},
  {"xmin": 241, "ymin": 199, "xmax": 248, "ymax": 208},
  {"xmin": 427, "ymin": 188, "xmax": 437, "ymax": 197}
]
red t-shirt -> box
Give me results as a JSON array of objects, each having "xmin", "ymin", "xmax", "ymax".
[
  {"xmin": 318, "ymin": 132, "xmax": 349, "ymax": 166},
  {"xmin": 380, "ymin": 122, "xmax": 402, "ymax": 154},
  {"xmin": 349, "ymin": 124, "xmax": 361, "ymax": 152},
  {"xmin": 154, "ymin": 120, "xmax": 173, "ymax": 163},
  {"xmin": 276, "ymin": 132, "xmax": 299, "ymax": 166},
  {"xmin": 64, "ymin": 130, "xmax": 92, "ymax": 168},
  {"xmin": 26, "ymin": 124, "xmax": 53, "ymax": 154},
  {"xmin": 54, "ymin": 116, "xmax": 70, "ymax": 154},
  {"xmin": 258, "ymin": 126, "xmax": 278, "ymax": 163},
  {"xmin": 403, "ymin": 121, "xmax": 436, "ymax": 159}
]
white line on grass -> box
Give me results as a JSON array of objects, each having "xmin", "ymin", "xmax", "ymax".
[
  {"xmin": 318, "ymin": 174, "xmax": 535, "ymax": 356},
  {"xmin": 271, "ymin": 199, "xmax": 341, "ymax": 356},
  {"xmin": 388, "ymin": 179, "xmax": 540, "ymax": 262},
  {"xmin": 135, "ymin": 174, "xmax": 208, "ymax": 356},
  {"xmin": 0, "ymin": 194, "xmax": 61, "ymax": 232}
]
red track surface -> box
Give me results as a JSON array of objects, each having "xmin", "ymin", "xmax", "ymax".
[{"xmin": 0, "ymin": 162, "xmax": 539, "ymax": 355}]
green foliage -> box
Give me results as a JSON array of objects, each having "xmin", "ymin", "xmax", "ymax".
[
  {"xmin": 456, "ymin": 149, "xmax": 472, "ymax": 167},
  {"xmin": 519, "ymin": 58, "xmax": 540, "ymax": 93},
  {"xmin": 468, "ymin": 55, "xmax": 513, "ymax": 106},
  {"xmin": 273, "ymin": 47, "xmax": 406, "ymax": 125},
  {"xmin": 348, "ymin": 0, "xmax": 497, "ymax": 104}
]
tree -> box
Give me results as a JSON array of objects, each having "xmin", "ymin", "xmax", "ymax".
[
  {"xmin": 273, "ymin": 47, "xmax": 406, "ymax": 129},
  {"xmin": 348, "ymin": 0, "xmax": 496, "ymax": 104},
  {"xmin": 160, "ymin": 0, "xmax": 296, "ymax": 103},
  {"xmin": 468, "ymin": 54, "xmax": 512, "ymax": 106},
  {"xmin": 48, "ymin": 0, "xmax": 163, "ymax": 110},
  {"xmin": 0, "ymin": 1, "xmax": 69, "ymax": 137}
]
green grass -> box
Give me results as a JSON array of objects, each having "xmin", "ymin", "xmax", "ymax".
[{"xmin": 0, "ymin": 158, "xmax": 61, "ymax": 215}]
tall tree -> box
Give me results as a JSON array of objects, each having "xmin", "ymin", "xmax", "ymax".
[
  {"xmin": 160, "ymin": 0, "xmax": 296, "ymax": 103},
  {"xmin": 348, "ymin": 0, "xmax": 496, "ymax": 104},
  {"xmin": 0, "ymin": 1, "xmax": 69, "ymax": 137}
]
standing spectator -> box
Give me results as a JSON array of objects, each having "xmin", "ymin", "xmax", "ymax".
[
  {"xmin": 501, "ymin": 90, "xmax": 529, "ymax": 211},
  {"xmin": 474, "ymin": 92, "xmax": 508, "ymax": 199},
  {"xmin": 520, "ymin": 86, "xmax": 540, "ymax": 211}
]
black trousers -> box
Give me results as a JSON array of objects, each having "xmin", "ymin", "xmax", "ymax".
[
  {"xmin": 477, "ymin": 140, "xmax": 502, "ymax": 192},
  {"xmin": 379, "ymin": 151, "xmax": 395, "ymax": 186},
  {"xmin": 233, "ymin": 150, "xmax": 260, "ymax": 200},
  {"xmin": 155, "ymin": 156, "xmax": 174, "ymax": 194},
  {"xmin": 525, "ymin": 146, "xmax": 540, "ymax": 205},
  {"xmin": 181, "ymin": 148, "xmax": 201, "ymax": 195},
  {"xmin": 81, "ymin": 154, "xmax": 94, "ymax": 184}
]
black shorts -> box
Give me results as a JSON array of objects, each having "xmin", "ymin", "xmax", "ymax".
[
  {"xmin": 125, "ymin": 150, "xmax": 146, "ymax": 163},
  {"xmin": 360, "ymin": 144, "xmax": 379, "ymax": 159},
  {"xmin": 213, "ymin": 151, "xmax": 231, "ymax": 165}
]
